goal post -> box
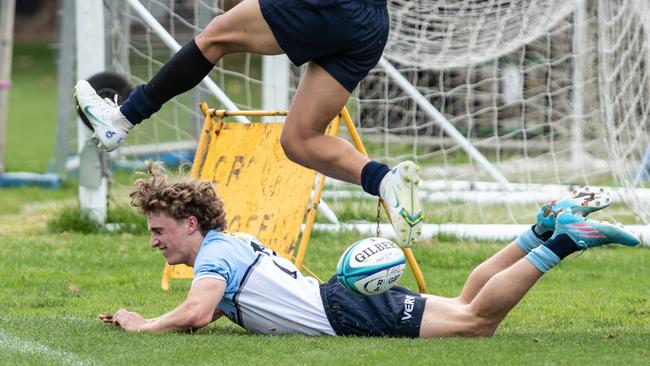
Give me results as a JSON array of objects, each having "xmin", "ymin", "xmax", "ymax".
[
  {"xmin": 0, "ymin": 0, "xmax": 15, "ymax": 174},
  {"xmin": 75, "ymin": 0, "xmax": 108, "ymax": 222}
]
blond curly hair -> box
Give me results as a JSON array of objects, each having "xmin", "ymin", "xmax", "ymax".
[{"xmin": 129, "ymin": 162, "xmax": 227, "ymax": 235}]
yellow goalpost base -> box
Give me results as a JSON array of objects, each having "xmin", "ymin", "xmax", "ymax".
[{"xmin": 161, "ymin": 103, "xmax": 427, "ymax": 293}]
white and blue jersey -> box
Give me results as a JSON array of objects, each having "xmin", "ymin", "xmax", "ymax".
[{"xmin": 192, "ymin": 230, "xmax": 335, "ymax": 335}]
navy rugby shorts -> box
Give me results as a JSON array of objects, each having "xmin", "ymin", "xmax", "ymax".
[
  {"xmin": 259, "ymin": 0, "xmax": 389, "ymax": 92},
  {"xmin": 320, "ymin": 276, "xmax": 426, "ymax": 337}
]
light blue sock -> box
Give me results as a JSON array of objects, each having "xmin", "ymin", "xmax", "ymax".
[
  {"xmin": 515, "ymin": 225, "xmax": 545, "ymax": 253},
  {"xmin": 525, "ymin": 245, "xmax": 561, "ymax": 273}
]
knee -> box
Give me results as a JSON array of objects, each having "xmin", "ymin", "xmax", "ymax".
[
  {"xmin": 279, "ymin": 123, "xmax": 326, "ymax": 165},
  {"xmin": 280, "ymin": 128, "xmax": 305, "ymax": 164},
  {"xmin": 195, "ymin": 18, "xmax": 237, "ymax": 57}
]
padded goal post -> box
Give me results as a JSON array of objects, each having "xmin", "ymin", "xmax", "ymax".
[{"xmin": 162, "ymin": 103, "xmax": 426, "ymax": 292}]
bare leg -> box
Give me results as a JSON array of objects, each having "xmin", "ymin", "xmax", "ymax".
[
  {"xmin": 195, "ymin": 1, "xmax": 369, "ymax": 184},
  {"xmin": 419, "ymin": 258, "xmax": 542, "ymax": 338},
  {"xmin": 195, "ymin": 0, "xmax": 283, "ymax": 62},
  {"xmin": 421, "ymin": 242, "xmax": 527, "ymax": 306},
  {"xmin": 465, "ymin": 258, "xmax": 542, "ymax": 331},
  {"xmin": 280, "ymin": 62, "xmax": 370, "ymax": 184},
  {"xmin": 457, "ymin": 242, "xmax": 526, "ymax": 304}
]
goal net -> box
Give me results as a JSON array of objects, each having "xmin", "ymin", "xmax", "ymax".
[
  {"xmin": 348, "ymin": 0, "xmax": 650, "ymax": 230},
  {"xmin": 73, "ymin": 0, "xmax": 649, "ymax": 236}
]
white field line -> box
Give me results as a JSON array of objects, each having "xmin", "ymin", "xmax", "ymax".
[{"xmin": 0, "ymin": 330, "xmax": 96, "ymax": 366}]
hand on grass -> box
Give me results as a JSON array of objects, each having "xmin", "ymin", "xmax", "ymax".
[
  {"xmin": 98, "ymin": 309, "xmax": 148, "ymax": 332},
  {"xmin": 98, "ymin": 313, "xmax": 114, "ymax": 324}
]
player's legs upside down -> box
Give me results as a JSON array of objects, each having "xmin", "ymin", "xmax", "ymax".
[{"xmin": 416, "ymin": 188, "xmax": 638, "ymax": 338}]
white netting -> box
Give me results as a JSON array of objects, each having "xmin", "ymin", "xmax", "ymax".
[
  {"xmin": 105, "ymin": 0, "xmax": 266, "ymax": 164},
  {"xmin": 597, "ymin": 0, "xmax": 650, "ymax": 224},
  {"xmin": 385, "ymin": 0, "xmax": 576, "ymax": 69},
  {"xmin": 95, "ymin": 0, "xmax": 649, "ymax": 227},
  {"xmin": 347, "ymin": 0, "xmax": 650, "ymax": 226}
]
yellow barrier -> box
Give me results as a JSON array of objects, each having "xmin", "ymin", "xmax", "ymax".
[{"xmin": 162, "ymin": 104, "xmax": 427, "ymax": 293}]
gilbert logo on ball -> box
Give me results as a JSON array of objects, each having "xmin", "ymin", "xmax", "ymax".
[{"xmin": 336, "ymin": 237, "xmax": 406, "ymax": 296}]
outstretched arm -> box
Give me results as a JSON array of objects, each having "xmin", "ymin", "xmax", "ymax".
[{"xmin": 99, "ymin": 278, "xmax": 226, "ymax": 333}]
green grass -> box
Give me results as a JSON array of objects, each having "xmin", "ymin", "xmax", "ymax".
[
  {"xmin": 0, "ymin": 182, "xmax": 76, "ymax": 215},
  {"xmin": 46, "ymin": 204, "xmax": 148, "ymax": 234},
  {"xmin": 6, "ymin": 43, "xmax": 58, "ymax": 172},
  {"xmin": 0, "ymin": 223, "xmax": 649, "ymax": 365}
]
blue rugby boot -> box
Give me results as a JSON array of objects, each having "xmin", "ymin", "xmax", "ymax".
[
  {"xmin": 551, "ymin": 212, "xmax": 640, "ymax": 249},
  {"xmin": 379, "ymin": 161, "xmax": 424, "ymax": 248},
  {"xmin": 535, "ymin": 186, "xmax": 613, "ymax": 236}
]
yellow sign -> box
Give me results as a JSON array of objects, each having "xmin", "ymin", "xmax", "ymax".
[
  {"xmin": 198, "ymin": 122, "xmax": 316, "ymax": 257},
  {"xmin": 161, "ymin": 114, "xmax": 317, "ymax": 289},
  {"xmin": 162, "ymin": 106, "xmax": 426, "ymax": 293}
]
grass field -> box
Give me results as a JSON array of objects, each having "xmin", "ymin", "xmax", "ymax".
[
  {"xmin": 2, "ymin": 43, "xmax": 649, "ymax": 365},
  {"xmin": 1, "ymin": 217, "xmax": 649, "ymax": 365},
  {"xmin": 5, "ymin": 43, "xmax": 58, "ymax": 172}
]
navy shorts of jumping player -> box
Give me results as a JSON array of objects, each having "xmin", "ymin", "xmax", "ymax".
[{"xmin": 259, "ymin": 0, "xmax": 389, "ymax": 92}]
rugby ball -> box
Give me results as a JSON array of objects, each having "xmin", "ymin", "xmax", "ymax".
[{"xmin": 336, "ymin": 237, "xmax": 406, "ymax": 296}]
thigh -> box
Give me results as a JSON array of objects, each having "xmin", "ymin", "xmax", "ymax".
[
  {"xmin": 283, "ymin": 62, "xmax": 350, "ymax": 137},
  {"xmin": 420, "ymin": 293, "xmax": 463, "ymax": 305},
  {"xmin": 419, "ymin": 298, "xmax": 478, "ymax": 338},
  {"xmin": 196, "ymin": 0, "xmax": 283, "ymax": 60}
]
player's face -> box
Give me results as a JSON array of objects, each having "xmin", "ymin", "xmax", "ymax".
[{"xmin": 147, "ymin": 212, "xmax": 191, "ymax": 265}]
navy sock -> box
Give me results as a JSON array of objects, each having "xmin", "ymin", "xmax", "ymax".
[
  {"xmin": 120, "ymin": 39, "xmax": 215, "ymax": 124},
  {"xmin": 542, "ymin": 234, "xmax": 582, "ymax": 260},
  {"xmin": 144, "ymin": 39, "xmax": 215, "ymax": 105},
  {"xmin": 540, "ymin": 231, "xmax": 553, "ymax": 241},
  {"xmin": 532, "ymin": 225, "xmax": 554, "ymax": 241},
  {"xmin": 361, "ymin": 161, "xmax": 390, "ymax": 196},
  {"xmin": 120, "ymin": 85, "xmax": 160, "ymax": 125}
]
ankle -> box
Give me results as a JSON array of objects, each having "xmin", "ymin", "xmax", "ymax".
[
  {"xmin": 120, "ymin": 85, "xmax": 161, "ymax": 125},
  {"xmin": 515, "ymin": 226, "xmax": 545, "ymax": 253},
  {"xmin": 543, "ymin": 233, "xmax": 581, "ymax": 259},
  {"xmin": 525, "ymin": 245, "xmax": 561, "ymax": 273},
  {"xmin": 361, "ymin": 161, "xmax": 390, "ymax": 196},
  {"xmin": 113, "ymin": 109, "xmax": 134, "ymax": 132}
]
